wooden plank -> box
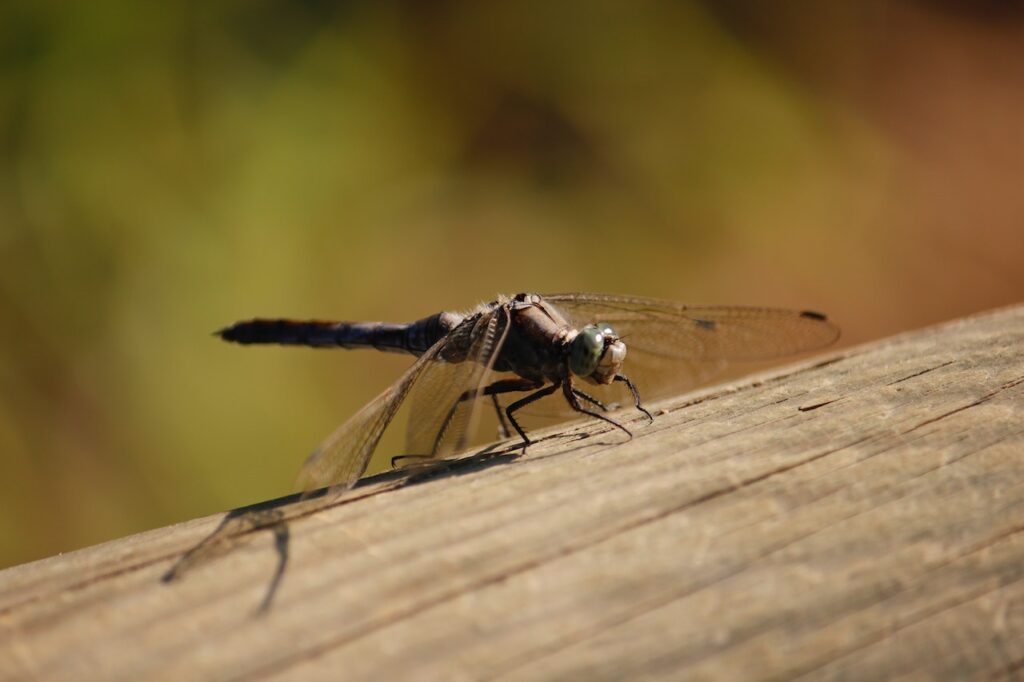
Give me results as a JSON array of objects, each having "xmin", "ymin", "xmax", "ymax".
[{"xmin": 2, "ymin": 305, "xmax": 1023, "ymax": 681}]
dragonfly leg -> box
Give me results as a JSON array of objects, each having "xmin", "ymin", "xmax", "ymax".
[
  {"xmin": 563, "ymin": 378, "xmax": 633, "ymax": 439},
  {"xmin": 391, "ymin": 454, "xmax": 433, "ymax": 469},
  {"xmin": 430, "ymin": 378, "xmax": 543, "ymax": 455},
  {"xmin": 491, "ymin": 394, "xmax": 511, "ymax": 439},
  {"xmin": 572, "ymin": 388, "xmax": 608, "ymax": 411},
  {"xmin": 400, "ymin": 375, "xmax": 564, "ymax": 467},
  {"xmin": 614, "ymin": 373, "xmax": 654, "ymax": 423},
  {"xmin": 505, "ymin": 381, "xmax": 562, "ymax": 448}
]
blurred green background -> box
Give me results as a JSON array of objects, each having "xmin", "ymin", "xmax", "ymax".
[{"xmin": 1, "ymin": 1, "xmax": 1021, "ymax": 568}]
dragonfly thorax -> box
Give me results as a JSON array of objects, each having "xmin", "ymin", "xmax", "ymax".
[{"xmin": 569, "ymin": 322, "xmax": 627, "ymax": 385}]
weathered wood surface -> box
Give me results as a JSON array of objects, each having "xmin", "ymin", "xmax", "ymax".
[{"xmin": 3, "ymin": 305, "xmax": 1024, "ymax": 681}]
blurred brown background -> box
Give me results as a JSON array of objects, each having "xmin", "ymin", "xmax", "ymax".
[{"xmin": 1, "ymin": 1, "xmax": 1021, "ymax": 568}]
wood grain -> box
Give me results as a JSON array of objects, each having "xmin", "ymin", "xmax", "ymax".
[{"xmin": 2, "ymin": 305, "xmax": 1023, "ymax": 681}]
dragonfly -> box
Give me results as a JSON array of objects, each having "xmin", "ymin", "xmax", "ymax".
[{"xmin": 219, "ymin": 293, "xmax": 839, "ymax": 494}]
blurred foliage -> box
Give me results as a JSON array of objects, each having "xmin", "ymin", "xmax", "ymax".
[{"xmin": 1, "ymin": 1, "xmax": 1021, "ymax": 567}]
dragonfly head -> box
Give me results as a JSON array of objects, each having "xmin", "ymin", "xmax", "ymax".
[{"xmin": 569, "ymin": 322, "xmax": 627, "ymax": 385}]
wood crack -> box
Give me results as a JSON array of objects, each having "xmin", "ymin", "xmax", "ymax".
[
  {"xmin": 886, "ymin": 360, "xmax": 956, "ymax": 386},
  {"xmin": 905, "ymin": 375, "xmax": 1024, "ymax": 433}
]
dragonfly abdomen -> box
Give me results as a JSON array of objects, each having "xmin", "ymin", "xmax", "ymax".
[
  {"xmin": 217, "ymin": 319, "xmax": 405, "ymax": 351},
  {"xmin": 218, "ymin": 311, "xmax": 463, "ymax": 355}
]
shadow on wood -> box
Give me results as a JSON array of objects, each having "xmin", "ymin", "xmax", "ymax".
[{"xmin": 161, "ymin": 445, "xmax": 523, "ymax": 616}]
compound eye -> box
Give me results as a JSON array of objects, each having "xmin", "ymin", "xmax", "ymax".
[
  {"xmin": 595, "ymin": 321, "xmax": 616, "ymax": 338},
  {"xmin": 569, "ymin": 326, "xmax": 604, "ymax": 377}
]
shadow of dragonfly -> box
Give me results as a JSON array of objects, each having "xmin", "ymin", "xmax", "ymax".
[{"xmin": 162, "ymin": 444, "xmax": 519, "ymax": 614}]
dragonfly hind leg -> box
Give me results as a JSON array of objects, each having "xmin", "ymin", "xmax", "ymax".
[
  {"xmin": 494, "ymin": 385, "xmax": 596, "ymax": 438},
  {"xmin": 504, "ymin": 381, "xmax": 562, "ymax": 449},
  {"xmin": 491, "ymin": 394, "xmax": 511, "ymax": 439},
  {"xmin": 393, "ymin": 379, "xmax": 546, "ymax": 471},
  {"xmin": 391, "ymin": 454, "xmax": 434, "ymax": 469},
  {"xmin": 428, "ymin": 378, "xmax": 544, "ymax": 456}
]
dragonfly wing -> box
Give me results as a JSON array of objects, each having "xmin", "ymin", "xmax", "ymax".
[
  {"xmin": 545, "ymin": 293, "xmax": 839, "ymax": 360},
  {"xmin": 404, "ymin": 304, "xmax": 511, "ymax": 458},
  {"xmin": 544, "ymin": 292, "xmax": 839, "ymax": 400},
  {"xmin": 296, "ymin": 339, "xmax": 448, "ymax": 495}
]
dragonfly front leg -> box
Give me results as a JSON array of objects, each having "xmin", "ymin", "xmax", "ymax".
[
  {"xmin": 563, "ymin": 378, "xmax": 633, "ymax": 439},
  {"xmin": 571, "ymin": 387, "xmax": 608, "ymax": 411},
  {"xmin": 614, "ymin": 373, "xmax": 654, "ymax": 423}
]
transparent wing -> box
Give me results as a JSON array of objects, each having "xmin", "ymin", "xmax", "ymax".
[
  {"xmin": 545, "ymin": 293, "xmax": 839, "ymax": 360},
  {"xmin": 296, "ymin": 340, "xmax": 447, "ymax": 495},
  {"xmin": 542, "ymin": 292, "xmax": 840, "ymax": 402},
  {"xmin": 404, "ymin": 304, "xmax": 511, "ymax": 458},
  {"xmin": 297, "ymin": 305, "xmax": 513, "ymax": 495}
]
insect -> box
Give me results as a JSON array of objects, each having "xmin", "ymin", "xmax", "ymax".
[{"xmin": 219, "ymin": 293, "xmax": 839, "ymax": 493}]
